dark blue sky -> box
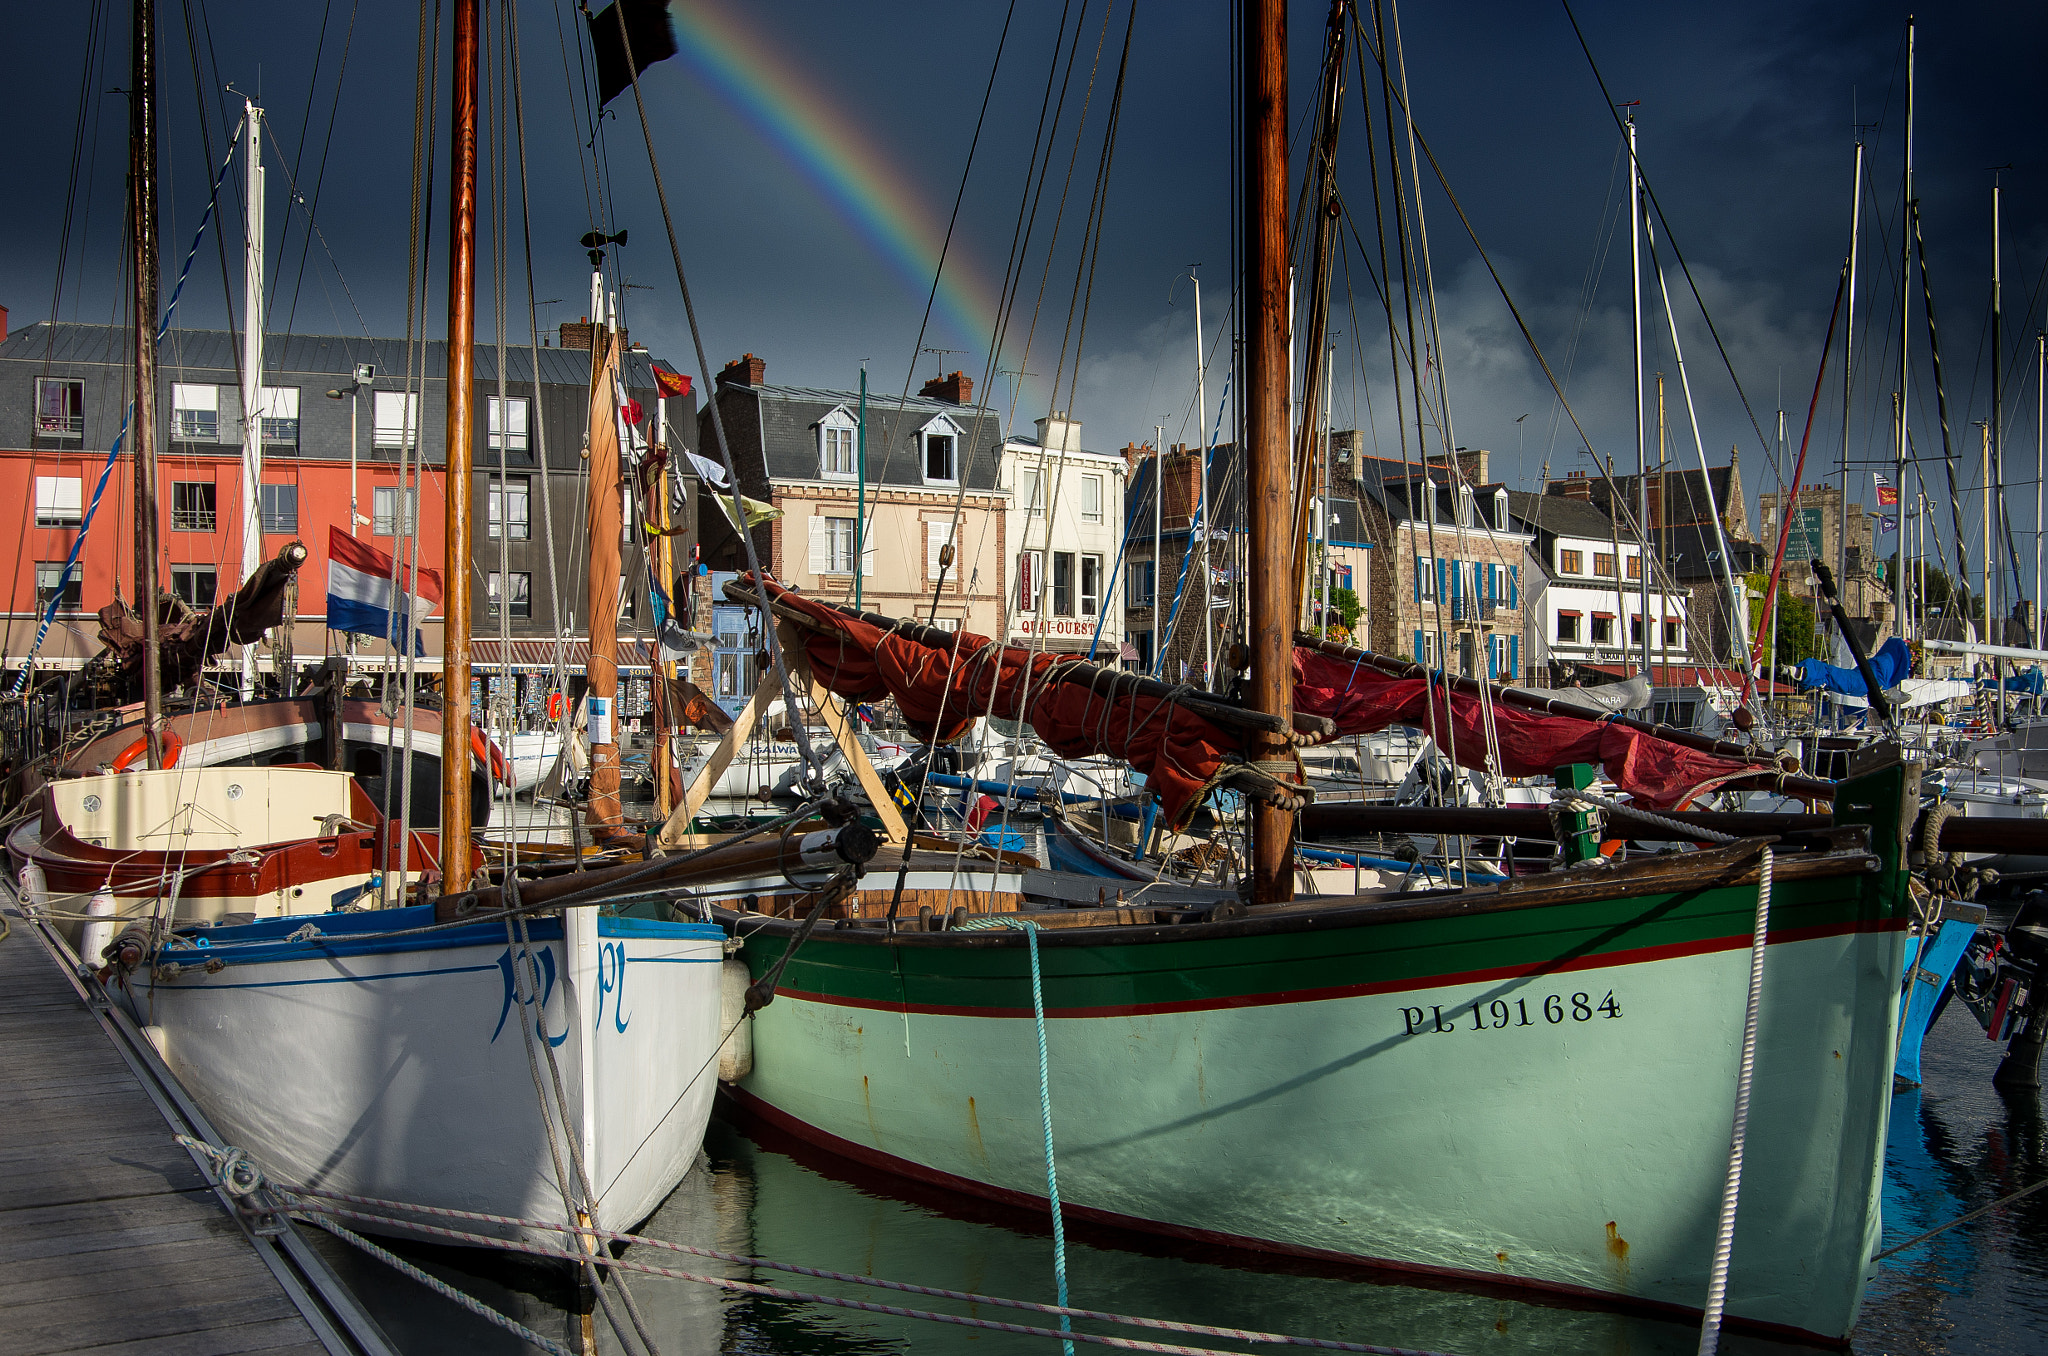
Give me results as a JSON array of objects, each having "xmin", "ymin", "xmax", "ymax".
[{"xmin": 5, "ymin": 1, "xmax": 2045, "ymax": 543}]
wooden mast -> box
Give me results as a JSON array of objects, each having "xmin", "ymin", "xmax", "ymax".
[
  {"xmin": 439, "ymin": 0, "xmax": 479, "ymax": 890},
  {"xmin": 1245, "ymin": 0, "xmax": 1294, "ymax": 904},
  {"xmin": 585, "ymin": 302, "xmax": 625, "ymax": 833},
  {"xmin": 130, "ymin": 0, "xmax": 165, "ymax": 768}
]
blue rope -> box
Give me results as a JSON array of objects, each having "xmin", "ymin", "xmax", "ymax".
[
  {"xmin": 960, "ymin": 915, "xmax": 1074, "ymax": 1354},
  {"xmin": 12, "ymin": 132, "xmax": 240, "ymax": 695}
]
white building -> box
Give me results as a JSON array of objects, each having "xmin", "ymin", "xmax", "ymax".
[
  {"xmin": 1000, "ymin": 413, "xmax": 1128, "ymax": 656},
  {"xmin": 1506, "ymin": 492, "xmax": 1688, "ymax": 679}
]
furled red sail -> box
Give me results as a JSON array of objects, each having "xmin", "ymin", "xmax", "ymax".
[
  {"xmin": 1292, "ymin": 649, "xmax": 1752, "ymax": 809},
  {"xmin": 760, "ymin": 581, "xmax": 1232, "ymax": 825}
]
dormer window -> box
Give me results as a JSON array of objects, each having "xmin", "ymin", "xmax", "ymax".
[
  {"xmin": 1458, "ymin": 485, "xmax": 1475, "ymax": 527},
  {"xmin": 817, "ymin": 406, "xmax": 858, "ymax": 480},
  {"xmin": 1493, "ymin": 488, "xmax": 1508, "ymax": 530},
  {"xmin": 920, "ymin": 414, "xmax": 960, "ymax": 485}
]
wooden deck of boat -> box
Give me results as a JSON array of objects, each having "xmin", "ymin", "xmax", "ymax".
[{"xmin": 0, "ymin": 901, "xmax": 354, "ymax": 1355}]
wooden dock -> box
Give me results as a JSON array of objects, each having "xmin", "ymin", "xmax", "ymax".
[{"xmin": 0, "ymin": 896, "xmax": 394, "ymax": 1356}]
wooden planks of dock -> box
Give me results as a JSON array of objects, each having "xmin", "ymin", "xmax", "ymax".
[{"xmin": 0, "ymin": 899, "xmax": 387, "ymax": 1355}]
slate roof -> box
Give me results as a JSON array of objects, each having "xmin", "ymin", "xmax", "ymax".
[
  {"xmin": 739, "ymin": 382, "xmax": 1005, "ymax": 491},
  {"xmin": 1661, "ymin": 526, "xmax": 1767, "ymax": 580},
  {"xmin": 1504, "ymin": 489, "xmax": 1621, "ymax": 543}
]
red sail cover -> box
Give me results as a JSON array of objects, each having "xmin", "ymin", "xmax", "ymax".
[
  {"xmin": 1293, "ymin": 649, "xmax": 1753, "ymax": 809},
  {"xmin": 761, "ymin": 581, "xmax": 1232, "ymax": 825}
]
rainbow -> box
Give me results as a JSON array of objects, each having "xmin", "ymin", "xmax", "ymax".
[{"xmin": 670, "ymin": 1, "xmax": 1003, "ymax": 361}]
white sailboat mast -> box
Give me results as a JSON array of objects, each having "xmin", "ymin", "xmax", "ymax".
[
  {"xmin": 239, "ymin": 98, "xmax": 266, "ymax": 698},
  {"xmin": 1628, "ymin": 113, "xmax": 1650, "ymax": 691}
]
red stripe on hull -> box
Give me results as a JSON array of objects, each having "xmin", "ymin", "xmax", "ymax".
[
  {"xmin": 721, "ymin": 1085, "xmax": 1851, "ymax": 1349},
  {"xmin": 771, "ymin": 916, "xmax": 1906, "ymax": 1020}
]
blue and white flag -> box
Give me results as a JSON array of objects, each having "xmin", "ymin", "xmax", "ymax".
[{"xmin": 327, "ymin": 527, "xmax": 443, "ymax": 654}]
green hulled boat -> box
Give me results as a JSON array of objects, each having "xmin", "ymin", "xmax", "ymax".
[{"xmin": 718, "ymin": 759, "xmax": 1911, "ymax": 1345}]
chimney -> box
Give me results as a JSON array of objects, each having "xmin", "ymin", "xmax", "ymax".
[
  {"xmin": 1033, "ymin": 412, "xmax": 1082, "ymax": 453},
  {"xmin": 1121, "ymin": 441, "xmax": 1150, "ymax": 471},
  {"xmin": 557, "ymin": 316, "xmax": 624, "ymax": 350},
  {"xmin": 719, "ymin": 353, "xmax": 766, "ymax": 387},
  {"xmin": 1454, "ymin": 447, "xmax": 1489, "ymax": 486},
  {"xmin": 920, "ymin": 369, "xmax": 973, "ymax": 405}
]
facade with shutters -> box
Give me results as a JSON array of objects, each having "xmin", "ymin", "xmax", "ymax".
[{"xmin": 695, "ymin": 356, "xmax": 1009, "ymax": 704}]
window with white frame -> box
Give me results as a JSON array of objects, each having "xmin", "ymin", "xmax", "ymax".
[
  {"xmin": 487, "ymin": 476, "xmax": 530, "ymax": 540},
  {"xmin": 819, "ymin": 412, "xmax": 856, "ymax": 479},
  {"xmin": 488, "ymin": 396, "xmax": 529, "ymax": 452},
  {"xmin": 1557, "ymin": 611, "xmax": 1581, "ymax": 643},
  {"xmin": 1081, "ymin": 474, "xmax": 1103, "ymax": 523},
  {"xmin": 1017, "ymin": 466, "xmax": 1044, "ymax": 515},
  {"xmin": 1052, "ymin": 552, "xmax": 1075, "ymax": 616},
  {"xmin": 1417, "ymin": 555, "xmax": 1435, "ymax": 600},
  {"xmin": 172, "ymin": 383, "xmax": 220, "ymax": 441},
  {"xmin": 372, "ymin": 485, "xmax": 418, "ymax": 536},
  {"xmin": 35, "ymin": 378, "xmax": 83, "ymax": 439},
  {"xmin": 259, "ymin": 386, "xmax": 300, "ymax": 446},
  {"xmin": 1663, "ymin": 618, "xmax": 1682, "ymax": 647},
  {"xmin": 170, "ymin": 566, "xmax": 217, "ymax": 607},
  {"xmin": 34, "ymin": 562, "xmax": 80, "ymax": 611},
  {"xmin": 809, "ymin": 515, "xmax": 862, "ymax": 575},
  {"xmin": 259, "ymin": 483, "xmax": 298, "ymax": 533},
  {"xmin": 927, "ymin": 519, "xmax": 956, "ymax": 579},
  {"xmin": 374, "ymin": 391, "xmax": 420, "ymax": 448},
  {"xmin": 923, "ymin": 427, "xmax": 957, "ymax": 484},
  {"xmin": 171, "ymin": 482, "xmax": 216, "ymax": 532},
  {"xmin": 34, "ymin": 476, "xmax": 82, "ymax": 527},
  {"xmin": 487, "ymin": 571, "xmax": 532, "ymax": 618},
  {"xmin": 1080, "ymin": 554, "xmax": 1102, "ymax": 616}
]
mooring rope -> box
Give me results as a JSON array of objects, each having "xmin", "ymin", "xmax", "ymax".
[
  {"xmin": 1696, "ymin": 845, "xmax": 1773, "ymax": 1356},
  {"xmin": 959, "ymin": 912, "xmax": 1075, "ymax": 1353}
]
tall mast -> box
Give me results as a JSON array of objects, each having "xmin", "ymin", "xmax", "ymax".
[
  {"xmin": 1992, "ymin": 176, "xmax": 2004, "ymax": 633},
  {"xmin": 1155, "ymin": 419, "xmax": 1171, "ymax": 675},
  {"xmin": 584, "ymin": 270, "xmax": 625, "ymax": 833},
  {"xmin": 1894, "ymin": 17, "xmax": 1913, "ymax": 642},
  {"xmin": 1841, "ymin": 137, "xmax": 1861, "ymax": 617},
  {"xmin": 439, "ymin": 0, "xmax": 479, "ymax": 890},
  {"xmin": 1628, "ymin": 113, "xmax": 1650, "ymax": 690},
  {"xmin": 1244, "ymin": 0, "xmax": 1293, "ymax": 904},
  {"xmin": 1193, "ymin": 272, "xmax": 1212, "ymax": 686},
  {"xmin": 238, "ymin": 99, "xmax": 265, "ymax": 699},
  {"xmin": 2037, "ymin": 332, "xmax": 2044, "ymax": 646},
  {"xmin": 130, "ymin": 0, "xmax": 164, "ymax": 767}
]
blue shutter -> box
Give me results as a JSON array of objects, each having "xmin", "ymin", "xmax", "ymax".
[
  {"xmin": 1437, "ymin": 558, "xmax": 1448, "ymax": 600},
  {"xmin": 1414, "ymin": 629, "xmax": 1425, "ymax": 663},
  {"xmin": 1450, "ymin": 561, "xmax": 1462, "ymax": 600},
  {"xmin": 1509, "ymin": 565, "xmax": 1519, "ymax": 610},
  {"xmin": 1510, "ymin": 634, "xmax": 1520, "ymax": 679},
  {"xmin": 1414, "ymin": 556, "xmax": 1422, "ymax": 605}
]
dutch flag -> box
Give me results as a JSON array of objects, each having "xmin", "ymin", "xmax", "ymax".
[{"xmin": 327, "ymin": 527, "xmax": 443, "ymax": 654}]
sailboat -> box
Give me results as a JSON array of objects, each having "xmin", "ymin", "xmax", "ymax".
[
  {"xmin": 77, "ymin": 0, "xmax": 734, "ymax": 1259},
  {"xmin": 692, "ymin": 5, "xmax": 1917, "ymax": 1344}
]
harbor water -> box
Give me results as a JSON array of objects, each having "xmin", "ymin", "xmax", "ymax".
[{"xmin": 300, "ymin": 996, "xmax": 2048, "ymax": 1354}]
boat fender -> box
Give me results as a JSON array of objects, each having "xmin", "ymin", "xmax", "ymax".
[
  {"xmin": 16, "ymin": 862, "xmax": 48, "ymax": 911},
  {"xmin": 110, "ymin": 729, "xmax": 183, "ymax": 772},
  {"xmin": 79, "ymin": 885, "xmax": 118, "ymax": 971},
  {"xmin": 718, "ymin": 959, "xmax": 754, "ymax": 1082}
]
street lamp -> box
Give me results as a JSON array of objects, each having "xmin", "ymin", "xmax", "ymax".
[{"xmin": 326, "ymin": 363, "xmax": 375, "ymax": 531}]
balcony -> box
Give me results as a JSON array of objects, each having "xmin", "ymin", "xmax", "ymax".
[{"xmin": 1450, "ymin": 597, "xmax": 1496, "ymax": 623}]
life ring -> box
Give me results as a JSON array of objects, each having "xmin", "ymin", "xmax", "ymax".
[
  {"xmin": 470, "ymin": 727, "xmax": 511, "ymax": 784},
  {"xmin": 111, "ymin": 729, "xmax": 183, "ymax": 771}
]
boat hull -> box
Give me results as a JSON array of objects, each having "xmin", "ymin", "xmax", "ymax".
[
  {"xmin": 727, "ymin": 766, "xmax": 1913, "ymax": 1343},
  {"xmin": 124, "ymin": 905, "xmax": 725, "ymax": 1243}
]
